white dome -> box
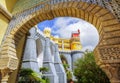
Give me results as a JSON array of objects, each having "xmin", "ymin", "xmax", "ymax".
[{"xmin": 44, "ymin": 27, "xmax": 51, "ymax": 31}]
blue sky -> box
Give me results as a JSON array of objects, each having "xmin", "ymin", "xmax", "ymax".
[{"xmin": 37, "ymin": 17, "xmax": 99, "ymax": 51}]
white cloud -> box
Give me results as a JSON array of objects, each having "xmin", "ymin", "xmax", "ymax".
[
  {"xmin": 52, "ymin": 17, "xmax": 80, "ymax": 29},
  {"xmin": 51, "ymin": 17, "xmax": 99, "ymax": 51}
]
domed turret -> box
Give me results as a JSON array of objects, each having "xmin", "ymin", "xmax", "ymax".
[{"xmin": 43, "ymin": 27, "xmax": 51, "ymax": 38}]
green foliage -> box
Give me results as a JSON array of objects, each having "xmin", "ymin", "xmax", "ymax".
[
  {"xmin": 18, "ymin": 68, "xmax": 40, "ymax": 83},
  {"xmin": 60, "ymin": 54, "xmax": 69, "ymax": 70},
  {"xmin": 60, "ymin": 55, "xmax": 68, "ymax": 64},
  {"xmin": 39, "ymin": 67, "xmax": 50, "ymax": 83},
  {"xmin": 66, "ymin": 70, "xmax": 72, "ymax": 80},
  {"xmin": 63, "ymin": 63, "xmax": 69, "ymax": 71},
  {"xmin": 60, "ymin": 54, "xmax": 73, "ymax": 81},
  {"xmin": 42, "ymin": 76, "xmax": 50, "ymax": 83},
  {"xmin": 40, "ymin": 67, "xmax": 49, "ymax": 73},
  {"xmin": 74, "ymin": 51, "xmax": 110, "ymax": 83},
  {"xmin": 18, "ymin": 68, "xmax": 47, "ymax": 83}
]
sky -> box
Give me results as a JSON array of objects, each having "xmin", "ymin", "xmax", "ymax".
[{"xmin": 37, "ymin": 17, "xmax": 99, "ymax": 51}]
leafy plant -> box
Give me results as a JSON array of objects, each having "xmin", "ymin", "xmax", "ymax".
[
  {"xmin": 42, "ymin": 76, "xmax": 50, "ymax": 83},
  {"xmin": 18, "ymin": 68, "xmax": 45, "ymax": 83},
  {"xmin": 74, "ymin": 51, "xmax": 110, "ymax": 83},
  {"xmin": 40, "ymin": 67, "xmax": 49, "ymax": 73},
  {"xmin": 60, "ymin": 54, "xmax": 73, "ymax": 82},
  {"xmin": 66, "ymin": 70, "xmax": 72, "ymax": 81},
  {"xmin": 39, "ymin": 67, "xmax": 50, "ymax": 83}
]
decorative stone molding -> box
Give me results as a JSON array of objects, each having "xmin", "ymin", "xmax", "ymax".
[
  {"xmin": 100, "ymin": 63, "xmax": 120, "ymax": 83},
  {"xmin": 0, "ymin": 4, "xmax": 12, "ymax": 20},
  {"xmin": 1, "ymin": 68, "xmax": 13, "ymax": 83}
]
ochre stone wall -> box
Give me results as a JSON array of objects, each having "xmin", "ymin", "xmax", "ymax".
[
  {"xmin": 0, "ymin": 14, "xmax": 9, "ymax": 45},
  {"xmin": 0, "ymin": 0, "xmax": 17, "ymax": 45},
  {"xmin": 0, "ymin": 0, "xmax": 17, "ymax": 13}
]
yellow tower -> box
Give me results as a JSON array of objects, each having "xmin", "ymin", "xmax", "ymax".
[
  {"xmin": 43, "ymin": 27, "xmax": 51, "ymax": 38},
  {"xmin": 70, "ymin": 29, "xmax": 82, "ymax": 50}
]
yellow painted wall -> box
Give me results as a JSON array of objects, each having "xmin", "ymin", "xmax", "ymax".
[
  {"xmin": 0, "ymin": 0, "xmax": 17, "ymax": 13},
  {"xmin": 71, "ymin": 43, "xmax": 82, "ymax": 50},
  {"xmin": 0, "ymin": 14, "xmax": 9, "ymax": 45},
  {"xmin": 8, "ymin": 35, "xmax": 26, "ymax": 83}
]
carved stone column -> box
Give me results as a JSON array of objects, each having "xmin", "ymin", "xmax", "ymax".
[
  {"xmin": 54, "ymin": 44, "xmax": 67, "ymax": 83},
  {"xmin": 22, "ymin": 28, "xmax": 39, "ymax": 73},
  {"xmin": 0, "ymin": 68, "xmax": 12, "ymax": 83},
  {"xmin": 0, "ymin": 55, "xmax": 18, "ymax": 83},
  {"xmin": 43, "ymin": 38, "xmax": 58, "ymax": 83},
  {"xmin": 100, "ymin": 63, "xmax": 120, "ymax": 83}
]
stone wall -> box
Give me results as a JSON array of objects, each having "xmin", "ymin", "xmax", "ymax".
[
  {"xmin": 2, "ymin": 0, "xmax": 120, "ymax": 45},
  {"xmin": 60, "ymin": 50, "xmax": 84, "ymax": 71}
]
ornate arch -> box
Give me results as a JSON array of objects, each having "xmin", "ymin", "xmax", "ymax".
[{"xmin": 0, "ymin": 1, "xmax": 120, "ymax": 83}]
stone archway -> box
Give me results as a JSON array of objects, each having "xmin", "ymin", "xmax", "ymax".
[{"xmin": 0, "ymin": 1, "xmax": 120, "ymax": 83}]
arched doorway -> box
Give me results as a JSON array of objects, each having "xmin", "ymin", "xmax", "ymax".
[{"xmin": 0, "ymin": 1, "xmax": 120, "ymax": 83}]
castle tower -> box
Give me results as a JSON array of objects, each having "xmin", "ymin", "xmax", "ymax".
[
  {"xmin": 70, "ymin": 29, "xmax": 82, "ymax": 50},
  {"xmin": 43, "ymin": 27, "xmax": 51, "ymax": 38}
]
